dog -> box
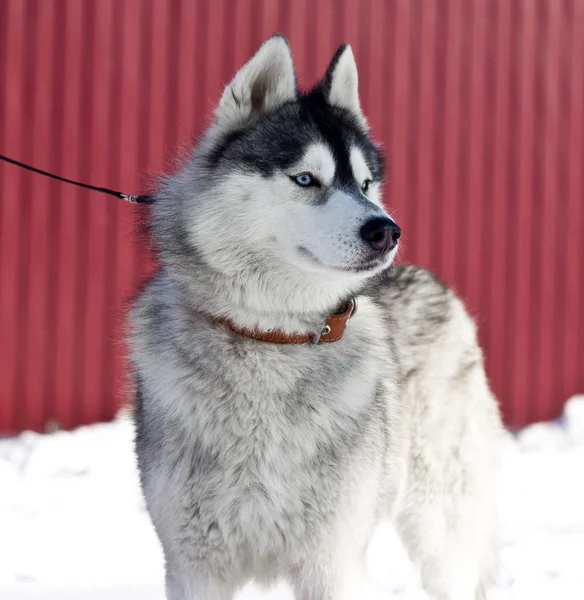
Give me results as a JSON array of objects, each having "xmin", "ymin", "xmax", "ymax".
[{"xmin": 130, "ymin": 35, "xmax": 503, "ymax": 600}]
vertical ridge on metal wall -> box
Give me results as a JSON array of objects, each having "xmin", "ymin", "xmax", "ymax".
[
  {"xmin": 102, "ymin": 0, "xmax": 123, "ymax": 425},
  {"xmin": 0, "ymin": 0, "xmax": 583, "ymax": 431},
  {"xmin": 564, "ymin": 0, "xmax": 584, "ymax": 415},
  {"xmin": 14, "ymin": 0, "xmax": 38, "ymax": 430},
  {"xmin": 479, "ymin": 0, "xmax": 499, "ymax": 360}
]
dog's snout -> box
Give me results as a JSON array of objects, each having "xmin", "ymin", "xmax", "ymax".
[{"xmin": 360, "ymin": 217, "xmax": 401, "ymax": 253}]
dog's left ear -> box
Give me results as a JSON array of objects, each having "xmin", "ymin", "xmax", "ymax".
[
  {"xmin": 321, "ymin": 44, "xmax": 368, "ymax": 129},
  {"xmin": 214, "ymin": 35, "xmax": 296, "ymax": 131}
]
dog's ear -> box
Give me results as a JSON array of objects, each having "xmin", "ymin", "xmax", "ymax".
[
  {"xmin": 321, "ymin": 44, "xmax": 368, "ymax": 130},
  {"xmin": 214, "ymin": 35, "xmax": 296, "ymax": 130}
]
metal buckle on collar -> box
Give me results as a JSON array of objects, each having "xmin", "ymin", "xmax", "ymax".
[
  {"xmin": 350, "ymin": 297, "xmax": 358, "ymax": 317},
  {"xmin": 311, "ymin": 298, "xmax": 357, "ymax": 344},
  {"xmin": 311, "ymin": 326, "xmax": 330, "ymax": 345}
]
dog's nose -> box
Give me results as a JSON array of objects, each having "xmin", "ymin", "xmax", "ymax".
[{"xmin": 360, "ymin": 217, "xmax": 401, "ymax": 253}]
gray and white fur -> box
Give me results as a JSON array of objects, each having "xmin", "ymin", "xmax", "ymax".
[{"xmin": 130, "ymin": 35, "xmax": 503, "ymax": 600}]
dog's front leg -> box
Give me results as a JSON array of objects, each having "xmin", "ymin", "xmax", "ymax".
[
  {"xmin": 291, "ymin": 566, "xmax": 363, "ymax": 600},
  {"xmin": 290, "ymin": 552, "xmax": 384, "ymax": 600},
  {"xmin": 165, "ymin": 567, "xmax": 236, "ymax": 600}
]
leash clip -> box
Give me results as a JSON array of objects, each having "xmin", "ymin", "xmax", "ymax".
[{"xmin": 120, "ymin": 193, "xmax": 140, "ymax": 204}]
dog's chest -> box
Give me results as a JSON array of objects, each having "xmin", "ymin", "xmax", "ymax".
[{"xmin": 164, "ymin": 344, "xmax": 384, "ymax": 559}]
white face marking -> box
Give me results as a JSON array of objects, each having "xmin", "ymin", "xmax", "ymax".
[
  {"xmin": 190, "ymin": 142, "xmax": 392, "ymax": 296},
  {"xmin": 349, "ymin": 146, "xmax": 371, "ymax": 186},
  {"xmin": 350, "ymin": 145, "xmax": 382, "ymax": 207},
  {"xmin": 288, "ymin": 143, "xmax": 336, "ymax": 187}
]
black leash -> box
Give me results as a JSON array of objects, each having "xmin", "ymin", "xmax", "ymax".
[{"xmin": 0, "ymin": 153, "xmax": 154, "ymax": 204}]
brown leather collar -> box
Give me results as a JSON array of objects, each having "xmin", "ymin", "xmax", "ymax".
[{"xmin": 217, "ymin": 299, "xmax": 357, "ymax": 344}]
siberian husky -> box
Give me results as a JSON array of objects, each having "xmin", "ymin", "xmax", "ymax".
[{"xmin": 130, "ymin": 35, "xmax": 503, "ymax": 600}]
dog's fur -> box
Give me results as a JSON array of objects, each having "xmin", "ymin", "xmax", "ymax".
[{"xmin": 130, "ymin": 36, "xmax": 503, "ymax": 600}]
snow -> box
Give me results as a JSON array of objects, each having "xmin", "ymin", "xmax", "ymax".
[{"xmin": 1, "ymin": 397, "xmax": 583, "ymax": 600}]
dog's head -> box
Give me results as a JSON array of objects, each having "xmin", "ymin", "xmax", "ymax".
[{"xmin": 155, "ymin": 35, "xmax": 400, "ymax": 317}]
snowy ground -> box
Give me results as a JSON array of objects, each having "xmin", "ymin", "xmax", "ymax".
[{"xmin": 1, "ymin": 397, "xmax": 583, "ymax": 600}]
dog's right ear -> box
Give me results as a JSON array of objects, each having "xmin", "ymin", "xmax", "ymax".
[
  {"xmin": 320, "ymin": 44, "xmax": 368, "ymax": 130},
  {"xmin": 214, "ymin": 35, "xmax": 296, "ymax": 130}
]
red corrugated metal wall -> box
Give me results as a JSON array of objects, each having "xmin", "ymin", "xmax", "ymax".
[{"xmin": 1, "ymin": 0, "xmax": 582, "ymax": 432}]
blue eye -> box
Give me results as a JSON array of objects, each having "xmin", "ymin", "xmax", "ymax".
[{"xmin": 293, "ymin": 173, "xmax": 315, "ymax": 187}]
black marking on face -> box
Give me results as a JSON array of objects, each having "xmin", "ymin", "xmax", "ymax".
[{"xmin": 205, "ymin": 85, "xmax": 384, "ymax": 189}]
